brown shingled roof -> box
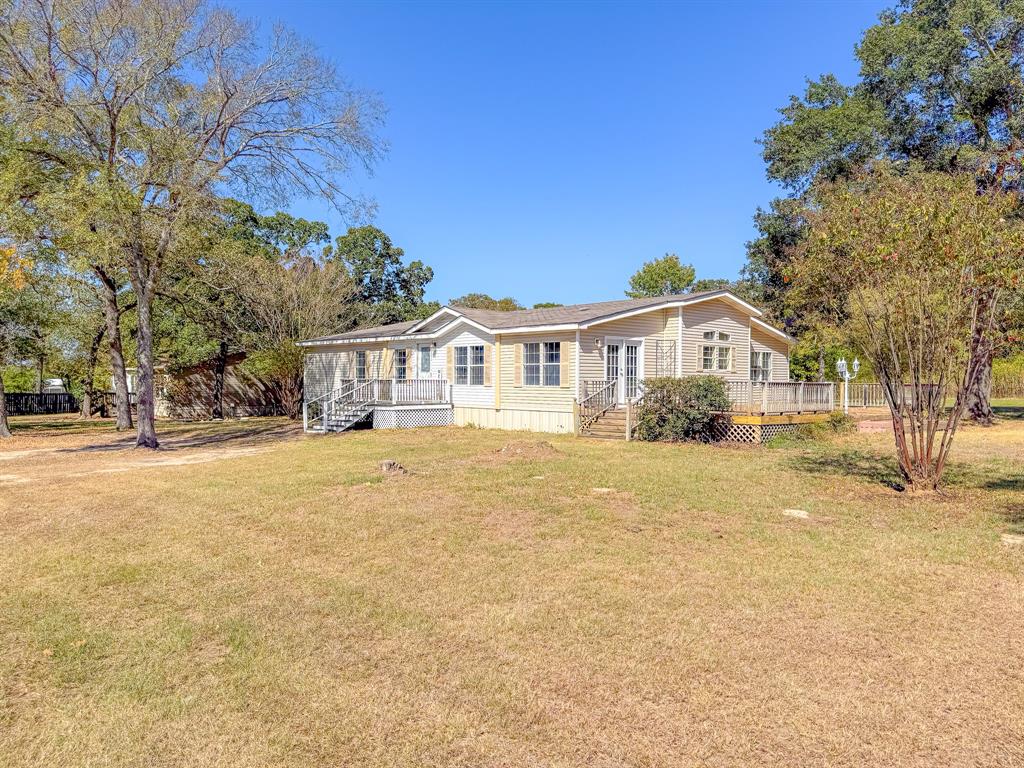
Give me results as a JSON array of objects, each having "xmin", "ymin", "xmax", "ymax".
[
  {"xmin": 299, "ymin": 289, "xmax": 763, "ymax": 345},
  {"xmin": 450, "ymin": 291, "xmax": 725, "ymax": 329},
  {"xmin": 302, "ymin": 319, "xmax": 420, "ymax": 344}
]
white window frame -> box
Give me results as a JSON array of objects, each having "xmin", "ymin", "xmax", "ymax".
[
  {"xmin": 523, "ymin": 341, "xmax": 560, "ymax": 387},
  {"xmin": 454, "ymin": 345, "xmax": 485, "ymax": 386},
  {"xmin": 395, "ymin": 349, "xmax": 408, "ymax": 381},
  {"xmin": 543, "ymin": 341, "xmax": 560, "ymax": 387},
  {"xmin": 699, "ymin": 330, "xmax": 733, "ymax": 372},
  {"xmin": 454, "ymin": 346, "xmax": 469, "ymax": 385},
  {"xmin": 355, "ymin": 350, "xmax": 367, "ymax": 380},
  {"xmin": 700, "ymin": 344, "xmax": 733, "ymax": 372},
  {"xmin": 419, "ymin": 345, "xmax": 431, "ymax": 375},
  {"xmin": 523, "ymin": 342, "xmax": 541, "ymax": 386},
  {"xmin": 751, "ymin": 350, "xmax": 771, "ymax": 382}
]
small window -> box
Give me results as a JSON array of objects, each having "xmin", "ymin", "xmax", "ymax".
[
  {"xmin": 419, "ymin": 345, "xmax": 431, "ymax": 374},
  {"xmin": 355, "ymin": 350, "xmax": 367, "ymax": 380},
  {"xmin": 454, "ymin": 346, "xmax": 468, "ymax": 385},
  {"xmin": 523, "ymin": 342, "xmax": 541, "ymax": 386},
  {"xmin": 395, "ymin": 349, "xmax": 408, "ymax": 381},
  {"xmin": 717, "ymin": 347, "xmax": 730, "ymax": 370},
  {"xmin": 718, "ymin": 332, "xmax": 730, "ymax": 342},
  {"xmin": 543, "ymin": 342, "xmax": 560, "ymax": 386},
  {"xmin": 703, "ymin": 330, "xmax": 716, "ymax": 341},
  {"xmin": 751, "ymin": 350, "xmax": 771, "ymax": 382},
  {"xmin": 470, "ymin": 345, "xmax": 485, "ymax": 385},
  {"xmin": 702, "ymin": 345, "xmax": 715, "ymax": 371},
  {"xmin": 703, "ymin": 329, "xmax": 730, "ymax": 342},
  {"xmin": 701, "ymin": 345, "xmax": 732, "ymax": 372}
]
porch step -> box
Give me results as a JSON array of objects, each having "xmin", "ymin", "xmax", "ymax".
[
  {"xmin": 324, "ymin": 405, "xmax": 373, "ymax": 433},
  {"xmin": 580, "ymin": 407, "xmax": 629, "ymax": 440}
]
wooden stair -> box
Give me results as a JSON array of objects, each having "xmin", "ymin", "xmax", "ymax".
[{"xmin": 580, "ymin": 407, "xmax": 628, "ymax": 440}]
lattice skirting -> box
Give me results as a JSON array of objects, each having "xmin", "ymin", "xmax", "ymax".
[
  {"xmin": 712, "ymin": 418, "xmax": 799, "ymax": 444},
  {"xmin": 372, "ymin": 406, "xmax": 454, "ymax": 430}
]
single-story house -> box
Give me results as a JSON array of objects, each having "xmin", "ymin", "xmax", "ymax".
[{"xmin": 299, "ymin": 289, "xmax": 835, "ymax": 441}]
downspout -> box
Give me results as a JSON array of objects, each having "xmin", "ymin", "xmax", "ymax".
[{"xmin": 677, "ymin": 306, "xmax": 683, "ymax": 377}]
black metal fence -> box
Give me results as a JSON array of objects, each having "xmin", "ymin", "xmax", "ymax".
[{"xmin": 4, "ymin": 392, "xmax": 79, "ymax": 415}]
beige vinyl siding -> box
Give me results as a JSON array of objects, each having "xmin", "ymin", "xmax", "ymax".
[
  {"xmin": 578, "ymin": 308, "xmax": 672, "ymax": 391},
  {"xmin": 454, "ymin": 406, "xmax": 573, "ymax": 434},
  {"xmin": 303, "ymin": 351, "xmax": 343, "ymax": 400},
  {"xmin": 434, "ymin": 326, "xmax": 494, "ymax": 408},
  {"xmin": 302, "ymin": 342, "xmax": 391, "ymax": 399},
  {"xmin": 500, "ymin": 331, "xmax": 576, "ymax": 413},
  {"xmin": 681, "ymin": 299, "xmax": 751, "ymax": 381},
  {"xmin": 750, "ymin": 326, "xmax": 791, "ymax": 381}
]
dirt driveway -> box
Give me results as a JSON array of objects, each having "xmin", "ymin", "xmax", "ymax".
[{"xmin": 0, "ymin": 416, "xmax": 301, "ymax": 486}]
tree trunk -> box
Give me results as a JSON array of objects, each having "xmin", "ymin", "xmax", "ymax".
[
  {"xmin": 817, "ymin": 347, "xmax": 826, "ymax": 382},
  {"xmin": 281, "ymin": 372, "xmax": 303, "ymax": 420},
  {"xmin": 0, "ymin": 373, "xmax": 11, "ymax": 439},
  {"xmin": 79, "ymin": 324, "xmax": 105, "ymax": 419},
  {"xmin": 94, "ymin": 266, "xmax": 133, "ymax": 431},
  {"xmin": 965, "ymin": 352, "xmax": 995, "ymax": 425},
  {"xmin": 36, "ymin": 353, "xmax": 43, "ymax": 393},
  {"xmin": 133, "ymin": 282, "xmax": 159, "ymax": 449},
  {"xmin": 211, "ymin": 339, "xmax": 228, "ymax": 419}
]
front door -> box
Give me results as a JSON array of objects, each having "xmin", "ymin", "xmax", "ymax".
[
  {"xmin": 605, "ymin": 338, "xmax": 641, "ymax": 404},
  {"xmin": 623, "ymin": 343, "xmax": 640, "ymax": 401}
]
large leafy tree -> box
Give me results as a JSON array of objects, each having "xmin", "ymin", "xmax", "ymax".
[
  {"xmin": 759, "ymin": 0, "xmax": 1024, "ymax": 421},
  {"xmin": 331, "ymin": 226, "xmax": 433, "ymax": 326},
  {"xmin": 0, "ymin": 123, "xmax": 135, "ymax": 427},
  {"xmin": 0, "ymin": 0, "xmax": 383, "ymax": 448},
  {"xmin": 449, "ymin": 293, "xmax": 524, "ymax": 311},
  {"xmin": 795, "ymin": 168, "xmax": 1024, "ymax": 490},
  {"xmin": 626, "ymin": 254, "xmax": 695, "ymax": 298},
  {"xmin": 0, "ymin": 245, "xmax": 43, "ymax": 437}
]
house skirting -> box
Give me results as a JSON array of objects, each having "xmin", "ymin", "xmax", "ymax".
[
  {"xmin": 454, "ymin": 406, "xmax": 574, "ymax": 434},
  {"xmin": 372, "ymin": 404, "xmax": 454, "ymax": 430}
]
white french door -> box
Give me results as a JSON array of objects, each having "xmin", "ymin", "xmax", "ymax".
[{"xmin": 605, "ymin": 338, "xmax": 642, "ymax": 404}]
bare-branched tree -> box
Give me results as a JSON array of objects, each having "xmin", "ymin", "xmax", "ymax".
[{"xmin": 0, "ymin": 0, "xmax": 383, "ymax": 447}]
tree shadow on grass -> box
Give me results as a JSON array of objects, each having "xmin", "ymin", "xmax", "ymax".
[
  {"xmin": 993, "ymin": 405, "xmax": 1024, "ymax": 421},
  {"xmin": 11, "ymin": 417, "xmax": 117, "ymax": 435},
  {"xmin": 56, "ymin": 419, "xmax": 299, "ymax": 453},
  {"xmin": 787, "ymin": 449, "xmax": 907, "ymax": 491},
  {"xmin": 1001, "ymin": 503, "xmax": 1024, "ymax": 535},
  {"xmin": 789, "ymin": 447, "xmax": 1024, "ymax": 494}
]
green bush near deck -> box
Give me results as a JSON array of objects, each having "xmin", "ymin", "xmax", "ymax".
[{"xmin": 633, "ymin": 376, "xmax": 731, "ymax": 443}]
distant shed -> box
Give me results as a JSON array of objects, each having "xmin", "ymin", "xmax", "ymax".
[{"xmin": 155, "ymin": 353, "xmax": 282, "ymax": 420}]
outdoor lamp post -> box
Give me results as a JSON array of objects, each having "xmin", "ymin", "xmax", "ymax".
[{"xmin": 836, "ymin": 357, "xmax": 860, "ymax": 413}]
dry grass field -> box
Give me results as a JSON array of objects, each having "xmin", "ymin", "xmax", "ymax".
[{"xmin": 1, "ymin": 408, "xmax": 1022, "ymax": 767}]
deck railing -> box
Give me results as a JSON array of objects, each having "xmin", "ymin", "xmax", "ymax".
[
  {"xmin": 724, "ymin": 381, "xmax": 834, "ymax": 414},
  {"xmin": 578, "ymin": 378, "xmax": 618, "ymax": 432},
  {"xmin": 364, "ymin": 378, "xmax": 449, "ymax": 405},
  {"xmin": 580, "ymin": 378, "xmax": 835, "ymax": 417},
  {"xmin": 304, "ymin": 378, "xmax": 451, "ymax": 431}
]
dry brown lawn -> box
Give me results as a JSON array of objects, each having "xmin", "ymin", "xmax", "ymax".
[{"xmin": 1, "ymin": 410, "xmax": 1022, "ymax": 767}]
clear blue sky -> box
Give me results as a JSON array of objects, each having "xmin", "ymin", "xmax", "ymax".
[{"xmin": 228, "ymin": 0, "xmax": 887, "ymax": 307}]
